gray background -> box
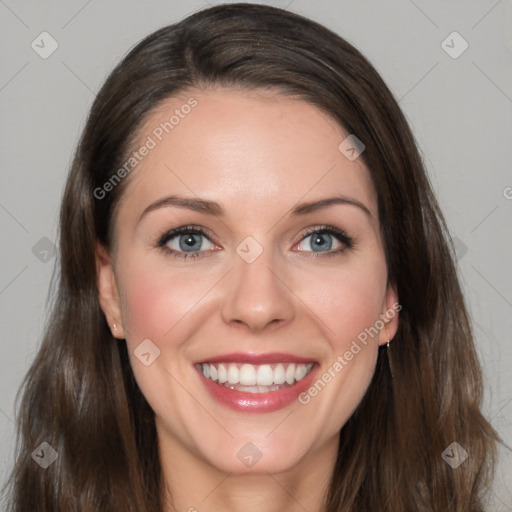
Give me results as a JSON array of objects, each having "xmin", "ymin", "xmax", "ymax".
[{"xmin": 1, "ymin": 0, "xmax": 511, "ymax": 509}]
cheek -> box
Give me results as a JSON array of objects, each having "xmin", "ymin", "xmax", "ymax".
[
  {"xmin": 116, "ymin": 260, "xmax": 203, "ymax": 413},
  {"xmin": 299, "ymin": 257, "xmax": 388, "ymax": 346},
  {"xmin": 296, "ymin": 260, "xmax": 387, "ymax": 428},
  {"xmin": 117, "ymin": 258, "xmax": 198, "ymax": 345}
]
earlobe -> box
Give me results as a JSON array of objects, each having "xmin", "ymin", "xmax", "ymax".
[
  {"xmin": 95, "ymin": 242, "xmax": 125, "ymax": 338},
  {"xmin": 377, "ymin": 285, "xmax": 400, "ymax": 346}
]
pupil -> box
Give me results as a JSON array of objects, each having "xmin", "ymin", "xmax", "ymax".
[
  {"xmin": 180, "ymin": 234, "xmax": 201, "ymax": 251},
  {"xmin": 312, "ymin": 233, "xmax": 332, "ymax": 251}
]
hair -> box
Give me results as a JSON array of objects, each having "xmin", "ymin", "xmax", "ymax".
[{"xmin": 2, "ymin": 3, "xmax": 501, "ymax": 511}]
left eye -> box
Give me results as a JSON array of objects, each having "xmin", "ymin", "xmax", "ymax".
[
  {"xmin": 296, "ymin": 231, "xmax": 344, "ymax": 252},
  {"xmin": 164, "ymin": 232, "xmax": 214, "ymax": 253}
]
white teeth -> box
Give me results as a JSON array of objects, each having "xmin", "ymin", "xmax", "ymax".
[
  {"xmin": 239, "ymin": 364, "xmax": 257, "ymax": 386},
  {"xmin": 256, "ymin": 364, "xmax": 274, "ymax": 386},
  {"xmin": 285, "ymin": 363, "xmax": 296, "ymax": 385},
  {"xmin": 217, "ymin": 363, "xmax": 228, "ymax": 383},
  {"xmin": 295, "ymin": 364, "xmax": 308, "ymax": 381},
  {"xmin": 198, "ymin": 361, "xmax": 314, "ymax": 388},
  {"xmin": 227, "ymin": 364, "xmax": 239, "ymax": 384},
  {"xmin": 226, "ymin": 384, "xmax": 283, "ymax": 394},
  {"xmin": 273, "ymin": 363, "xmax": 286, "ymax": 384}
]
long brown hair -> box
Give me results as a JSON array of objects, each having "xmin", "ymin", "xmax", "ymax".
[{"xmin": 3, "ymin": 3, "xmax": 500, "ymax": 510}]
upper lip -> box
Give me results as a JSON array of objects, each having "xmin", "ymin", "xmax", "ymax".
[{"xmin": 194, "ymin": 352, "xmax": 317, "ymax": 365}]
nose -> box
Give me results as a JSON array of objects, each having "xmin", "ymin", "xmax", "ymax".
[{"xmin": 220, "ymin": 248, "xmax": 295, "ymax": 333}]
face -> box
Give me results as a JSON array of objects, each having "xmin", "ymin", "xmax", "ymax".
[{"xmin": 97, "ymin": 87, "xmax": 399, "ymax": 477}]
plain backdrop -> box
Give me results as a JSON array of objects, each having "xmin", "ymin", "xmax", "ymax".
[{"xmin": 1, "ymin": 0, "xmax": 511, "ymax": 509}]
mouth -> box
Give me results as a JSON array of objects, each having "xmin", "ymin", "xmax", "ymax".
[
  {"xmin": 195, "ymin": 361, "xmax": 314, "ymax": 393},
  {"xmin": 194, "ymin": 354, "xmax": 318, "ymax": 413}
]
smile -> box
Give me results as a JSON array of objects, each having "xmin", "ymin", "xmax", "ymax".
[{"xmin": 195, "ymin": 362, "xmax": 314, "ymax": 393}]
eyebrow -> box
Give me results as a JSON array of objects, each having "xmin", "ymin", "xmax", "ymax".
[{"xmin": 137, "ymin": 194, "xmax": 372, "ymax": 224}]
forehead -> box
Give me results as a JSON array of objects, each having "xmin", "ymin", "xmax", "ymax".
[{"xmin": 118, "ymin": 87, "xmax": 377, "ymax": 223}]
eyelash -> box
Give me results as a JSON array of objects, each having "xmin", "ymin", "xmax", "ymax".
[{"xmin": 156, "ymin": 224, "xmax": 354, "ymax": 260}]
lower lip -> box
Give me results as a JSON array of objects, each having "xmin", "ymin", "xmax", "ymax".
[{"xmin": 196, "ymin": 365, "xmax": 318, "ymax": 413}]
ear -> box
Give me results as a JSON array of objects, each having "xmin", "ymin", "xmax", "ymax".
[
  {"xmin": 377, "ymin": 284, "xmax": 400, "ymax": 347},
  {"xmin": 95, "ymin": 242, "xmax": 125, "ymax": 338}
]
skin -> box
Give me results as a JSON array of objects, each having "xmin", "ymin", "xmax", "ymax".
[{"xmin": 96, "ymin": 87, "xmax": 399, "ymax": 512}]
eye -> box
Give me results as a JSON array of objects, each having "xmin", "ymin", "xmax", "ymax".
[
  {"xmin": 157, "ymin": 225, "xmax": 353, "ymax": 260},
  {"xmin": 295, "ymin": 226, "xmax": 353, "ymax": 255},
  {"xmin": 157, "ymin": 226, "xmax": 216, "ymax": 259}
]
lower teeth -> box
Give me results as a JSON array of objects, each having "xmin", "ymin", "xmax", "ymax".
[{"xmin": 218, "ymin": 381, "xmax": 291, "ymax": 393}]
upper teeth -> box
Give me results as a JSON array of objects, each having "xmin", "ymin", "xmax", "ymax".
[{"xmin": 198, "ymin": 362, "xmax": 314, "ymax": 386}]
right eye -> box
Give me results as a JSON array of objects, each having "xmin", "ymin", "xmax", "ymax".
[{"xmin": 157, "ymin": 226, "xmax": 218, "ymax": 260}]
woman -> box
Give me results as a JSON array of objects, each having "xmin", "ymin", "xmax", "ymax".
[{"xmin": 3, "ymin": 3, "xmax": 500, "ymax": 511}]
